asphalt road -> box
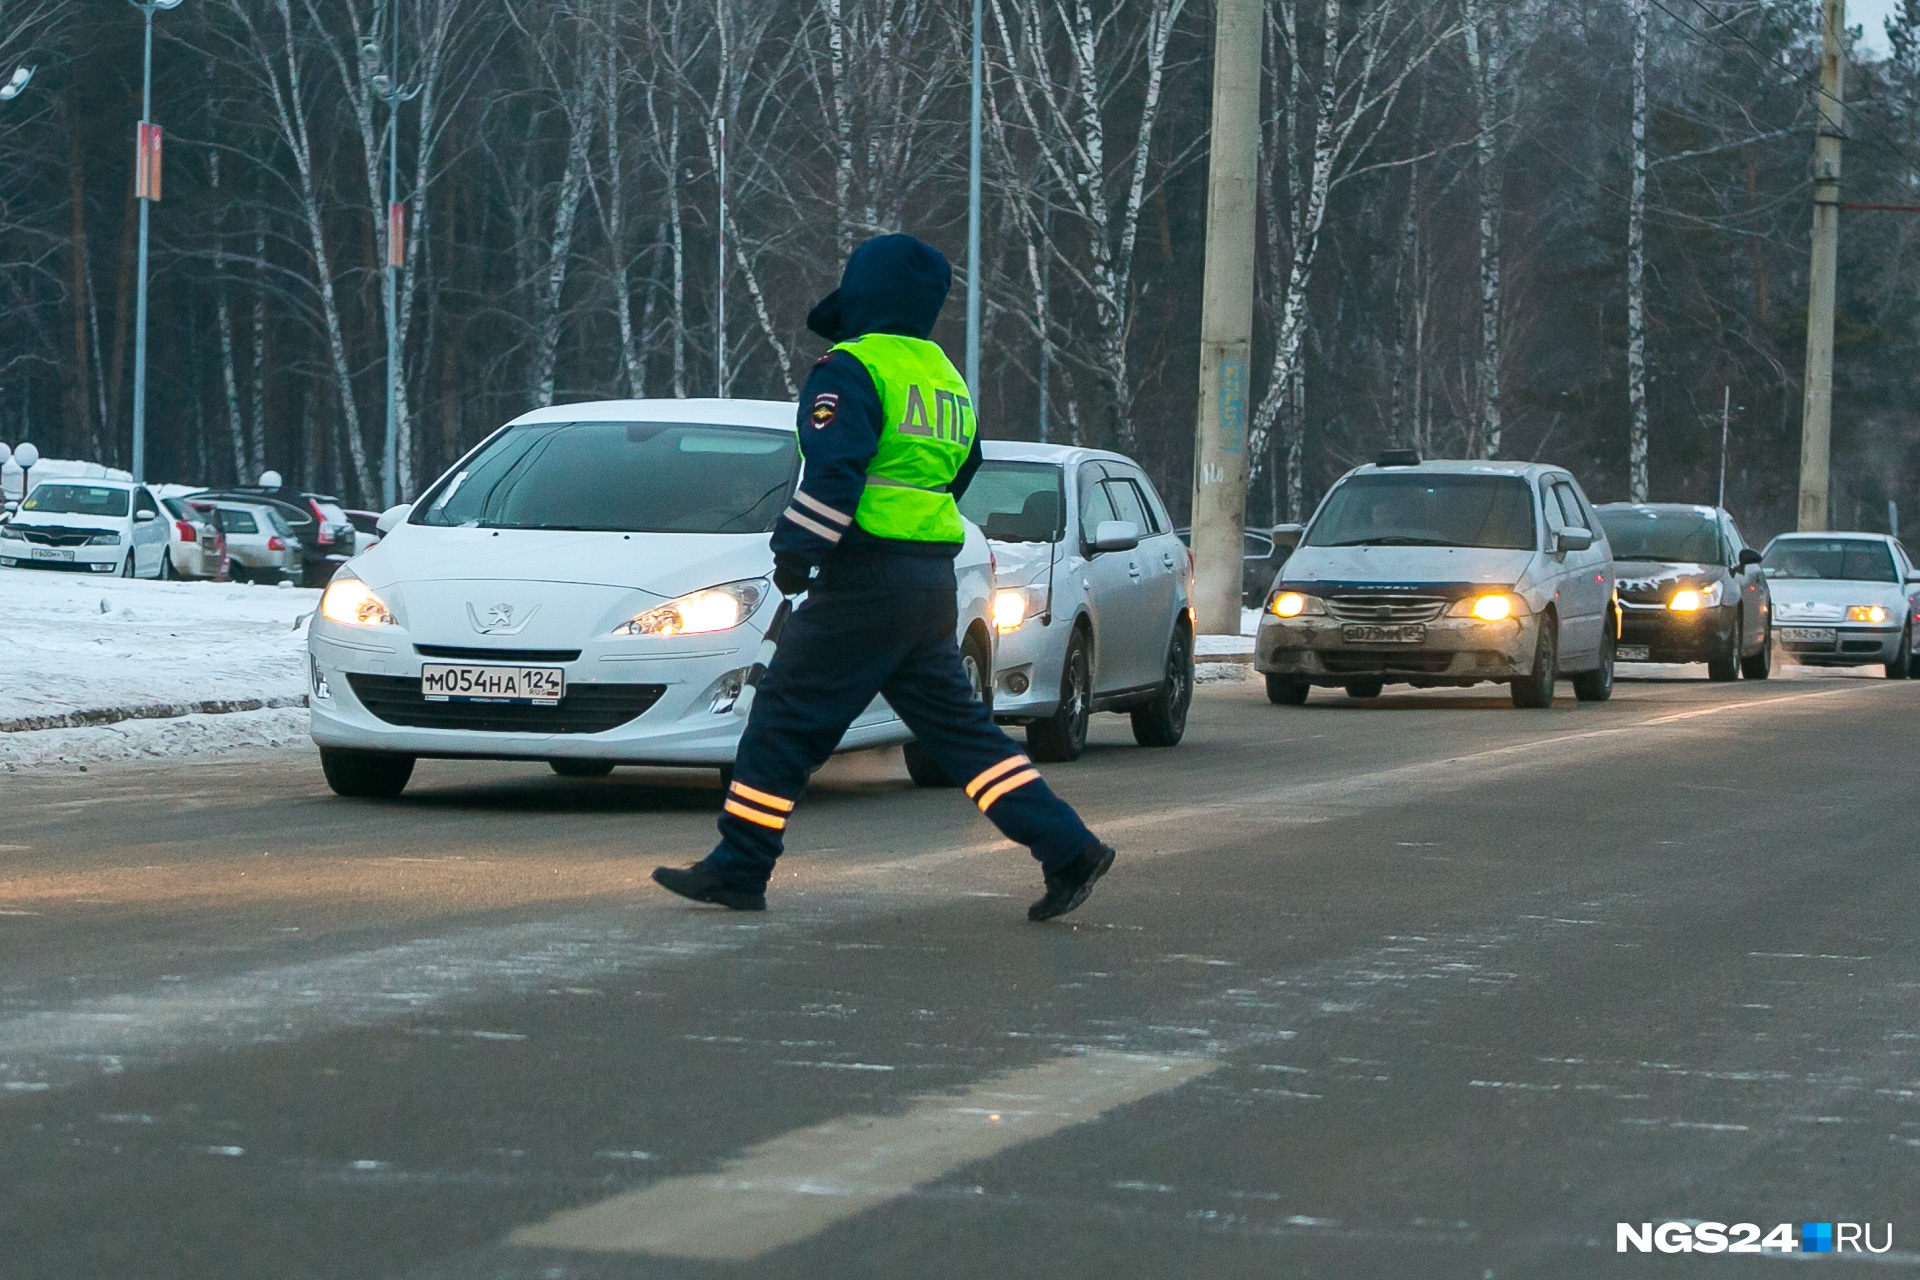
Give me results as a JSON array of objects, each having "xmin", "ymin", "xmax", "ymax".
[{"xmin": 3, "ymin": 665, "xmax": 1916, "ymax": 1278}]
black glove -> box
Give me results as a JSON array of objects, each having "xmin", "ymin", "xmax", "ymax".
[{"xmin": 773, "ymin": 553, "xmax": 814, "ymax": 597}]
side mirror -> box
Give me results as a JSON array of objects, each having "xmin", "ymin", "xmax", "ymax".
[
  {"xmin": 1907, "ymin": 573, "xmax": 1920, "ymax": 586},
  {"xmin": 134, "ymin": 509, "xmax": 157, "ymax": 523},
  {"xmin": 1554, "ymin": 527, "xmax": 1593, "ymax": 553},
  {"xmin": 375, "ymin": 502, "xmax": 413, "ymax": 535},
  {"xmin": 1269, "ymin": 522, "xmax": 1304, "ymax": 554},
  {"xmin": 1738, "ymin": 547, "xmax": 1764, "ymax": 568},
  {"xmin": 1089, "ymin": 520, "xmax": 1140, "ymax": 554}
]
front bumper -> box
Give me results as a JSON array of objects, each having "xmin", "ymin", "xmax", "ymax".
[
  {"xmin": 989, "ymin": 614, "xmax": 1070, "ymax": 720},
  {"xmin": 1615, "ymin": 602, "xmax": 1736, "ymax": 662},
  {"xmin": 1775, "ymin": 621, "xmax": 1904, "ymax": 665},
  {"xmin": 307, "ymin": 626, "xmax": 909, "ymax": 765},
  {"xmin": 1255, "ymin": 612, "xmax": 1539, "ymax": 685},
  {"xmin": 0, "ymin": 543, "xmax": 124, "ymax": 572}
]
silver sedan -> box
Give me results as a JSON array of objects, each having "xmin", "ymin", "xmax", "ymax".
[{"xmin": 1761, "ymin": 533, "xmax": 1920, "ymax": 677}]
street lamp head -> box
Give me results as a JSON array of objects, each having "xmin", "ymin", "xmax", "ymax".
[
  {"xmin": 359, "ymin": 36, "xmax": 381, "ymax": 78},
  {"xmin": 0, "ymin": 65, "xmax": 34, "ymax": 102},
  {"xmin": 370, "ymin": 72, "xmax": 394, "ymax": 99},
  {"xmin": 153, "ymin": 0, "xmax": 186, "ymax": 9}
]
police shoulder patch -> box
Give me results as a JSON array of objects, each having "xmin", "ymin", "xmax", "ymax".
[{"xmin": 809, "ymin": 394, "xmax": 840, "ymax": 428}]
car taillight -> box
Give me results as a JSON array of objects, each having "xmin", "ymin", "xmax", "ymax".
[
  {"xmin": 267, "ymin": 535, "xmax": 287, "ymax": 551},
  {"xmin": 174, "ymin": 520, "xmax": 197, "ymax": 542},
  {"xmin": 308, "ymin": 499, "xmax": 333, "ymax": 544}
]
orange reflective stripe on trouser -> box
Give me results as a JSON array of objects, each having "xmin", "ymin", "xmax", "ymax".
[
  {"xmin": 965, "ymin": 755, "xmax": 1041, "ymax": 813},
  {"xmin": 724, "ymin": 780, "xmax": 794, "ymax": 830}
]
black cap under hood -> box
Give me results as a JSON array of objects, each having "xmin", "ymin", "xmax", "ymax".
[{"xmin": 806, "ymin": 234, "xmax": 953, "ymax": 344}]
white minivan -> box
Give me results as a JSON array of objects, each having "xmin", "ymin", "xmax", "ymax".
[{"xmin": 1255, "ymin": 454, "xmax": 1616, "ymax": 708}]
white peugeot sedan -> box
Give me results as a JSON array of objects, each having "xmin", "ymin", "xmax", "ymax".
[
  {"xmin": 308, "ymin": 399, "xmax": 996, "ymax": 797},
  {"xmin": 957, "ymin": 440, "xmax": 1194, "ymax": 761},
  {"xmin": 0, "ymin": 478, "xmax": 174, "ymax": 577},
  {"xmin": 1761, "ymin": 533, "xmax": 1920, "ymax": 677}
]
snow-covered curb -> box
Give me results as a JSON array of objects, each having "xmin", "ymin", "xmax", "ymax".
[
  {"xmin": 0, "ymin": 694, "xmax": 307, "ymax": 735},
  {"xmin": 0, "ymin": 707, "xmax": 313, "ymax": 772}
]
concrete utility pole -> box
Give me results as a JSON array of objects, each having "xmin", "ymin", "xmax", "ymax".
[
  {"xmin": 1188, "ymin": 0, "xmax": 1262, "ymax": 637},
  {"xmin": 1797, "ymin": 0, "xmax": 1845, "ymax": 532}
]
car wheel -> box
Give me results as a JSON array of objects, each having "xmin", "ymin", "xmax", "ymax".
[
  {"xmin": 549, "ymin": 759, "xmax": 616, "ymax": 778},
  {"xmin": 319, "ymin": 747, "xmax": 416, "ymax": 798},
  {"xmin": 1265, "ymin": 673, "xmax": 1310, "ymax": 706},
  {"xmin": 1740, "ymin": 620, "xmax": 1772, "ymax": 680},
  {"xmin": 1510, "ymin": 617, "xmax": 1558, "ymax": 708},
  {"xmin": 1571, "ymin": 631, "xmax": 1615, "ymax": 702},
  {"xmin": 1707, "ymin": 612, "xmax": 1740, "ymax": 682},
  {"xmin": 1887, "ymin": 623, "xmax": 1914, "ymax": 680},
  {"xmin": 1344, "ymin": 679, "xmax": 1384, "ymax": 700},
  {"xmin": 157, "ymin": 549, "xmax": 174, "ymax": 580},
  {"xmin": 119, "ymin": 552, "xmax": 136, "ymax": 578},
  {"xmin": 906, "ymin": 630, "xmax": 994, "ymax": 787},
  {"xmin": 1027, "ymin": 626, "xmax": 1092, "ymax": 763},
  {"xmin": 1130, "ymin": 627, "xmax": 1193, "ymax": 748}
]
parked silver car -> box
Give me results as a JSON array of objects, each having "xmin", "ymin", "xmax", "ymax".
[
  {"xmin": 214, "ymin": 501, "xmax": 303, "ymax": 583},
  {"xmin": 1256, "ymin": 454, "xmax": 1617, "ymax": 708},
  {"xmin": 1760, "ymin": 533, "xmax": 1920, "ymax": 677},
  {"xmin": 957, "ymin": 441, "xmax": 1195, "ymax": 761}
]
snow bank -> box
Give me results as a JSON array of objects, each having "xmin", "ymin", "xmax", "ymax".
[{"xmin": 0, "ymin": 567, "xmax": 319, "ymax": 768}]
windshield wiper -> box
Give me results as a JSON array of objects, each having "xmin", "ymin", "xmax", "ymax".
[{"xmin": 1325, "ymin": 535, "xmax": 1470, "ymax": 548}]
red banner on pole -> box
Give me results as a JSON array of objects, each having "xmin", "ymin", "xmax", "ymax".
[
  {"xmin": 388, "ymin": 202, "xmax": 406, "ymax": 268},
  {"xmin": 135, "ymin": 123, "xmax": 164, "ymax": 201}
]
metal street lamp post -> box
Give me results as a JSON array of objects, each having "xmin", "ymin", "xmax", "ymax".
[
  {"xmin": 127, "ymin": 0, "xmax": 183, "ymax": 486},
  {"xmin": 362, "ymin": 13, "xmax": 418, "ymax": 509},
  {"xmin": 964, "ymin": 0, "xmax": 982, "ymax": 397}
]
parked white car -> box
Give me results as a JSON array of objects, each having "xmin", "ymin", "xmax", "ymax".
[
  {"xmin": 308, "ymin": 398, "xmax": 997, "ymax": 797},
  {"xmin": 1761, "ymin": 533, "xmax": 1920, "ymax": 677},
  {"xmin": 1256, "ymin": 454, "xmax": 1616, "ymax": 708},
  {"xmin": 958, "ymin": 441, "xmax": 1194, "ymax": 761},
  {"xmin": 0, "ymin": 478, "xmax": 173, "ymax": 577}
]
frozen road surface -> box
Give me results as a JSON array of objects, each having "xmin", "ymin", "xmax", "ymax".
[{"xmin": 3, "ymin": 669, "xmax": 1916, "ymax": 1278}]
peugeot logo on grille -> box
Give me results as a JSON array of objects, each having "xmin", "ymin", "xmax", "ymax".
[{"xmin": 467, "ymin": 601, "xmax": 540, "ymax": 635}]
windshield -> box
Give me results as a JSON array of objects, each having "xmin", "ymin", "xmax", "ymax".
[
  {"xmin": 1762, "ymin": 539, "xmax": 1897, "ymax": 583},
  {"xmin": 22, "ymin": 484, "xmax": 131, "ymax": 518},
  {"xmin": 1306, "ymin": 474, "xmax": 1536, "ymax": 551},
  {"xmin": 957, "ymin": 461, "xmax": 1064, "ymax": 543},
  {"xmin": 416, "ymin": 421, "xmax": 798, "ymax": 533},
  {"xmin": 1597, "ymin": 509, "xmax": 1720, "ymax": 563}
]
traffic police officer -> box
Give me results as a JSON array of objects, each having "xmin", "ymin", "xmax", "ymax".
[{"xmin": 653, "ymin": 233, "xmax": 1116, "ymax": 922}]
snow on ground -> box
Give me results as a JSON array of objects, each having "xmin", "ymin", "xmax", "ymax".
[{"xmin": 0, "ymin": 566, "xmax": 319, "ymax": 769}]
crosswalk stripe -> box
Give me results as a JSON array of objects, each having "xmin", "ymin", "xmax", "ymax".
[{"xmin": 506, "ymin": 1050, "xmax": 1216, "ymax": 1260}]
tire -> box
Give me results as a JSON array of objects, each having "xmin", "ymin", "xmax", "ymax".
[
  {"xmin": 1887, "ymin": 623, "xmax": 1913, "ymax": 680},
  {"xmin": 1707, "ymin": 613, "xmax": 1740, "ymax": 682},
  {"xmin": 1344, "ymin": 679, "xmax": 1384, "ymax": 699},
  {"xmin": 157, "ymin": 549, "xmax": 174, "ymax": 580},
  {"xmin": 1740, "ymin": 621, "xmax": 1772, "ymax": 680},
  {"xmin": 1027, "ymin": 626, "xmax": 1092, "ymax": 762},
  {"xmin": 1130, "ymin": 627, "xmax": 1193, "ymax": 747},
  {"xmin": 1265, "ymin": 673, "xmax": 1310, "ymax": 706},
  {"xmin": 1571, "ymin": 632, "xmax": 1615, "ymax": 702},
  {"xmin": 905, "ymin": 631, "xmax": 993, "ymax": 787},
  {"xmin": 319, "ymin": 747, "xmax": 415, "ymax": 798},
  {"xmin": 1510, "ymin": 617, "xmax": 1558, "ymax": 709},
  {"xmin": 549, "ymin": 759, "xmax": 615, "ymax": 778},
  {"xmin": 119, "ymin": 553, "xmax": 136, "ymax": 578}
]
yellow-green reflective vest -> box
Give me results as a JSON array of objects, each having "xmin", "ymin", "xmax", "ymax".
[{"xmin": 826, "ymin": 333, "xmax": 975, "ymax": 544}]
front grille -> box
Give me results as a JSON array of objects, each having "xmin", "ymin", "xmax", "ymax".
[
  {"xmin": 11, "ymin": 526, "xmax": 101, "ymax": 548},
  {"xmin": 414, "ymin": 644, "xmax": 584, "ymax": 663},
  {"xmin": 346, "ymin": 674, "xmax": 664, "ymax": 733},
  {"xmin": 1322, "ymin": 650, "xmax": 1455, "ymax": 675},
  {"xmin": 1325, "ymin": 594, "xmax": 1447, "ymax": 624}
]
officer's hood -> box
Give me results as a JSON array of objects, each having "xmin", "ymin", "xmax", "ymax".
[{"xmin": 806, "ymin": 234, "xmax": 952, "ymax": 343}]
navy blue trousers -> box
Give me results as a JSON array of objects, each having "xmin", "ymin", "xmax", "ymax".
[{"xmin": 703, "ymin": 572, "xmax": 1096, "ymax": 892}]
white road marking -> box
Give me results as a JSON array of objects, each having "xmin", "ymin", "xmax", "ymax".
[{"xmin": 507, "ymin": 1050, "xmax": 1216, "ymax": 1259}]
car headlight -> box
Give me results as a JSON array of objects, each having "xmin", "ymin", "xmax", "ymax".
[
  {"xmin": 617, "ymin": 578, "xmax": 768, "ymax": 636},
  {"xmin": 993, "ymin": 588, "xmax": 1031, "ymax": 632},
  {"xmin": 1668, "ymin": 583, "xmax": 1724, "ymax": 612},
  {"xmin": 1268, "ymin": 590, "xmax": 1326, "ymax": 618},
  {"xmin": 0, "ymin": 525, "xmax": 22, "ymax": 540},
  {"xmin": 1446, "ymin": 592, "xmax": 1526, "ymax": 620},
  {"xmin": 1847, "ymin": 604, "xmax": 1890, "ymax": 624},
  {"xmin": 319, "ymin": 576, "xmax": 396, "ymax": 626},
  {"xmin": 86, "ymin": 532, "xmax": 122, "ymax": 546}
]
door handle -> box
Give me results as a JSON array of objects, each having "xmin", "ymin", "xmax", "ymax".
[
  {"xmin": 1127, "ymin": 561, "xmax": 1142, "ymax": 578},
  {"xmin": 1161, "ymin": 552, "xmax": 1176, "ymax": 568}
]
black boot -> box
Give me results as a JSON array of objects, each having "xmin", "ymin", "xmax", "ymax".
[
  {"xmin": 1028, "ymin": 842, "xmax": 1115, "ymax": 922},
  {"xmin": 652, "ymin": 863, "xmax": 767, "ymax": 911}
]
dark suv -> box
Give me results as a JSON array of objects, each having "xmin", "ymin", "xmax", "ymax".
[{"xmin": 1594, "ymin": 502, "xmax": 1771, "ymax": 681}]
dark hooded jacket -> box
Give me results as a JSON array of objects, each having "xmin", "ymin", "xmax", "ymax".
[{"xmin": 769, "ymin": 235, "xmax": 984, "ymax": 582}]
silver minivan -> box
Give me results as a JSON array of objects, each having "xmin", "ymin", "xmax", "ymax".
[{"xmin": 1255, "ymin": 454, "xmax": 1616, "ymax": 708}]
